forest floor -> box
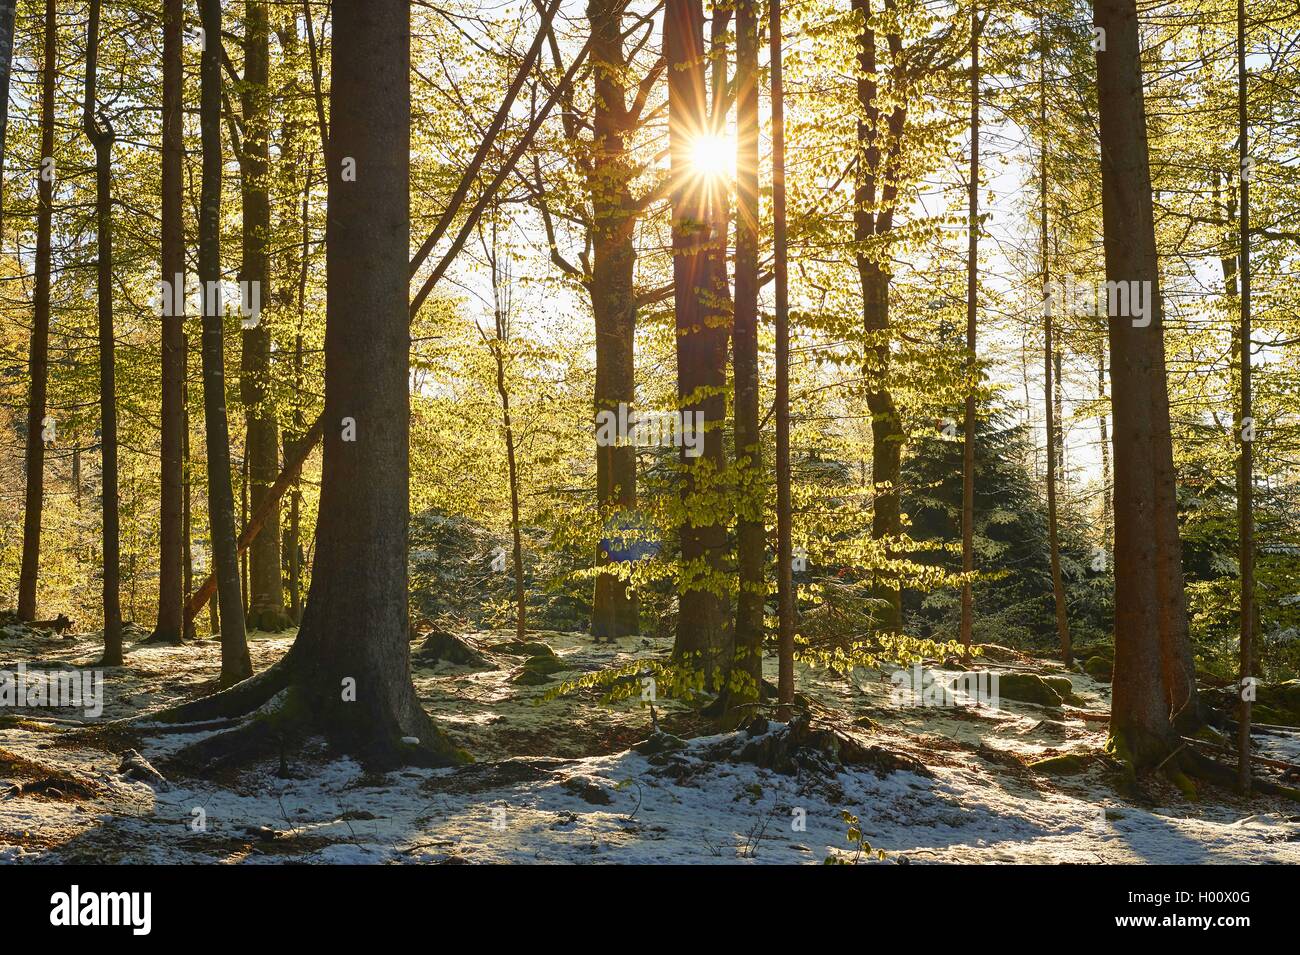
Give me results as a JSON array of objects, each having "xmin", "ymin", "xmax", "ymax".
[{"xmin": 1, "ymin": 623, "xmax": 1299, "ymax": 864}]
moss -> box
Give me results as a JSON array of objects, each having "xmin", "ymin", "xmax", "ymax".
[
  {"xmin": 1083, "ymin": 656, "xmax": 1113, "ymax": 682},
  {"xmin": 496, "ymin": 640, "xmax": 556, "ymax": 658},
  {"xmin": 1042, "ymin": 676, "xmax": 1084, "ymax": 705},
  {"xmin": 994, "ymin": 673, "xmax": 1063, "ymax": 707},
  {"xmin": 1028, "ymin": 752, "xmax": 1093, "ymax": 775}
]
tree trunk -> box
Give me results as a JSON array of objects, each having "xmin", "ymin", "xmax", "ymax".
[
  {"xmin": 0, "ymin": 0, "xmax": 18, "ymax": 234},
  {"xmin": 85, "ymin": 0, "xmax": 122, "ymax": 665},
  {"xmin": 18, "ymin": 0, "xmax": 57, "ymax": 622},
  {"xmin": 1096, "ymin": 0, "xmax": 1197, "ymax": 767},
  {"xmin": 771, "ymin": 0, "xmax": 795, "ymax": 708},
  {"xmin": 854, "ymin": 0, "xmax": 903, "ymax": 631},
  {"xmin": 1097, "ymin": 341, "xmax": 1111, "ymax": 555},
  {"xmin": 666, "ymin": 0, "xmax": 729, "ymax": 685},
  {"xmin": 960, "ymin": 4, "xmax": 979, "ymax": 653},
  {"xmin": 198, "ymin": 0, "xmax": 252, "ymax": 685},
  {"xmin": 153, "ymin": 0, "xmax": 186, "ymax": 643},
  {"xmin": 241, "ymin": 0, "xmax": 288, "ymax": 632},
  {"xmin": 288, "ymin": 0, "xmax": 461, "ymax": 766},
  {"xmin": 731, "ymin": 0, "xmax": 764, "ymax": 705},
  {"xmin": 1040, "ymin": 19, "xmax": 1071, "ymax": 667},
  {"xmin": 1234, "ymin": 0, "xmax": 1253, "ymax": 793},
  {"xmin": 182, "ymin": 375, "xmax": 197, "ymax": 642},
  {"xmin": 589, "ymin": 0, "xmax": 639, "ymax": 640}
]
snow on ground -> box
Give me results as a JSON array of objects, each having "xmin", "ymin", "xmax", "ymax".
[{"xmin": 2, "ymin": 626, "xmax": 1298, "ymax": 864}]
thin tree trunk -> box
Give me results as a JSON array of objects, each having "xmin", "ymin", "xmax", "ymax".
[
  {"xmin": 241, "ymin": 0, "xmax": 287, "ymax": 632},
  {"xmin": 666, "ymin": 0, "xmax": 728, "ymax": 685},
  {"xmin": 1235, "ymin": 0, "xmax": 1253, "ymax": 794},
  {"xmin": 1097, "ymin": 341, "xmax": 1111, "ymax": 554},
  {"xmin": 182, "ymin": 374, "xmax": 197, "ymax": 642},
  {"xmin": 731, "ymin": 0, "xmax": 764, "ymax": 706},
  {"xmin": 18, "ymin": 0, "xmax": 57, "ymax": 622},
  {"xmin": 85, "ymin": 0, "xmax": 122, "ymax": 665},
  {"xmin": 853, "ymin": 0, "xmax": 904, "ymax": 631},
  {"xmin": 0, "ymin": 0, "xmax": 18, "ymax": 234},
  {"xmin": 1097, "ymin": 0, "xmax": 1196, "ymax": 767},
  {"xmin": 485, "ymin": 226, "xmax": 527, "ymax": 642},
  {"xmin": 1040, "ymin": 18, "xmax": 1071, "ymax": 667},
  {"xmin": 198, "ymin": 0, "xmax": 252, "ymax": 685},
  {"xmin": 589, "ymin": 0, "xmax": 639, "ymax": 640},
  {"xmin": 152, "ymin": 0, "xmax": 186, "ymax": 642},
  {"xmin": 960, "ymin": 3, "xmax": 979, "ymax": 653},
  {"xmin": 772, "ymin": 0, "xmax": 795, "ymax": 708}
]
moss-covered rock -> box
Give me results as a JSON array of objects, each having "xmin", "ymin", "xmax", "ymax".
[
  {"xmin": 994, "ymin": 672, "xmax": 1064, "ymax": 707},
  {"xmin": 1042, "ymin": 676, "xmax": 1084, "ymax": 705},
  {"xmin": 496, "ymin": 640, "xmax": 556, "ymax": 659},
  {"xmin": 1083, "ymin": 656, "xmax": 1113, "ymax": 682},
  {"xmin": 509, "ymin": 652, "xmax": 570, "ymax": 685},
  {"xmin": 1028, "ymin": 752, "xmax": 1093, "ymax": 775},
  {"xmin": 417, "ymin": 630, "xmax": 493, "ymax": 668}
]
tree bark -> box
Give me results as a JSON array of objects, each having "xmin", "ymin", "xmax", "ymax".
[
  {"xmin": 199, "ymin": 0, "xmax": 252, "ymax": 685},
  {"xmin": 772, "ymin": 0, "xmax": 795, "ymax": 708},
  {"xmin": 853, "ymin": 0, "xmax": 904, "ymax": 631},
  {"xmin": 1096, "ymin": 0, "xmax": 1198, "ymax": 767},
  {"xmin": 1234, "ymin": 0, "xmax": 1253, "ymax": 793},
  {"xmin": 153, "ymin": 0, "xmax": 186, "ymax": 643},
  {"xmin": 666, "ymin": 0, "xmax": 729, "ymax": 684},
  {"xmin": 284, "ymin": 0, "xmax": 460, "ymax": 765},
  {"xmin": 731, "ymin": 0, "xmax": 764, "ymax": 705},
  {"xmin": 1040, "ymin": 18, "xmax": 1071, "ymax": 667},
  {"xmin": 85, "ymin": 0, "xmax": 122, "ymax": 665},
  {"xmin": 960, "ymin": 4, "xmax": 979, "ymax": 653},
  {"xmin": 240, "ymin": 0, "xmax": 288, "ymax": 632},
  {"xmin": 588, "ymin": 0, "xmax": 639, "ymax": 639},
  {"xmin": 18, "ymin": 0, "xmax": 57, "ymax": 622},
  {"xmin": 0, "ymin": 0, "xmax": 18, "ymax": 234}
]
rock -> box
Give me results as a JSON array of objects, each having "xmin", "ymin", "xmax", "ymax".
[
  {"xmin": 117, "ymin": 749, "xmax": 169, "ymax": 791},
  {"xmin": 417, "ymin": 630, "xmax": 494, "ymax": 668},
  {"xmin": 1084, "ymin": 656, "xmax": 1113, "ymax": 682},
  {"xmin": 993, "ymin": 672, "xmax": 1064, "ymax": 707},
  {"xmin": 509, "ymin": 653, "xmax": 570, "ymax": 685},
  {"xmin": 562, "ymin": 776, "xmax": 613, "ymax": 805},
  {"xmin": 496, "ymin": 640, "xmax": 556, "ymax": 658},
  {"xmin": 1042, "ymin": 676, "xmax": 1083, "ymax": 704},
  {"xmin": 1028, "ymin": 752, "xmax": 1093, "ymax": 775},
  {"xmin": 633, "ymin": 732, "xmax": 687, "ymax": 756}
]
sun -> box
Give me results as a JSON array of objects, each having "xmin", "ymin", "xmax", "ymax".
[{"xmin": 689, "ymin": 132, "xmax": 733, "ymax": 179}]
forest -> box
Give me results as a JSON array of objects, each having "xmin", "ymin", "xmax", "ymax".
[{"xmin": 0, "ymin": 0, "xmax": 1297, "ymax": 873}]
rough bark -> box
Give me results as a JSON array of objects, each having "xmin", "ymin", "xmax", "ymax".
[
  {"xmin": 18, "ymin": 0, "xmax": 57, "ymax": 622},
  {"xmin": 1096, "ymin": 0, "xmax": 1197, "ymax": 768},
  {"xmin": 588, "ymin": 0, "xmax": 639, "ymax": 639},
  {"xmin": 152, "ymin": 0, "xmax": 186, "ymax": 643},
  {"xmin": 1234, "ymin": 0, "xmax": 1253, "ymax": 792},
  {"xmin": 198, "ymin": 0, "xmax": 252, "ymax": 685},
  {"xmin": 1040, "ymin": 23, "xmax": 1071, "ymax": 667},
  {"xmin": 772, "ymin": 0, "xmax": 795, "ymax": 707},
  {"xmin": 666, "ymin": 0, "xmax": 729, "ymax": 684},
  {"xmin": 0, "ymin": 0, "xmax": 17, "ymax": 233},
  {"xmin": 853, "ymin": 0, "xmax": 904, "ymax": 631},
  {"xmin": 287, "ymin": 0, "xmax": 461, "ymax": 766},
  {"xmin": 960, "ymin": 4, "xmax": 979, "ymax": 652},
  {"xmin": 731, "ymin": 0, "xmax": 764, "ymax": 704},
  {"xmin": 85, "ymin": 0, "xmax": 122, "ymax": 665},
  {"xmin": 240, "ymin": 0, "xmax": 288, "ymax": 631}
]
